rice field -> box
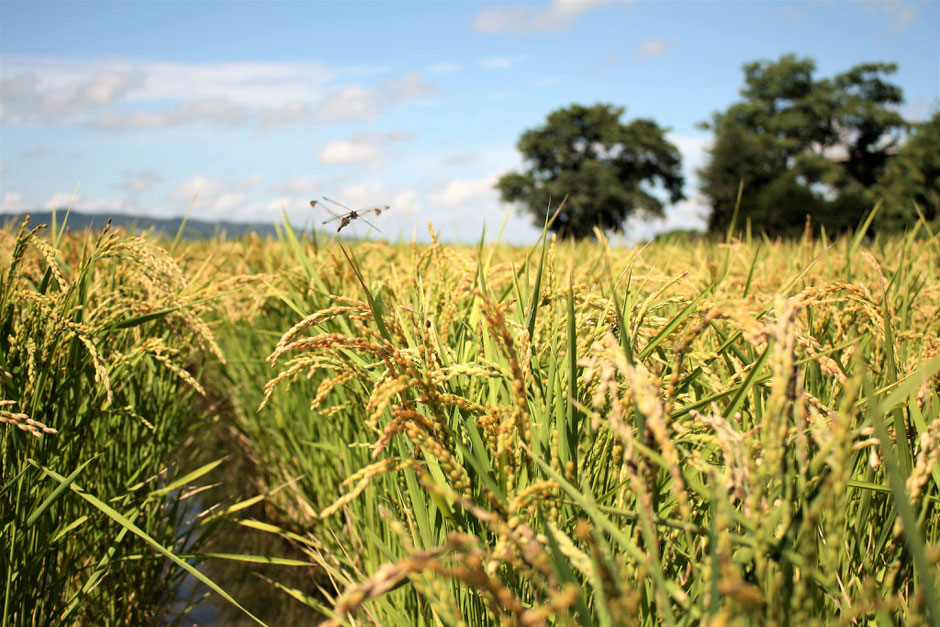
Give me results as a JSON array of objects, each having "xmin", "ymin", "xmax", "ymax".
[{"xmin": 2, "ymin": 212, "xmax": 939, "ymax": 626}]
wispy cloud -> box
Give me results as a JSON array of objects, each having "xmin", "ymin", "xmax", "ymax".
[
  {"xmin": 1, "ymin": 69, "xmax": 144, "ymax": 125},
  {"xmin": 313, "ymin": 72, "xmax": 435, "ymax": 124},
  {"xmin": 114, "ymin": 169, "xmax": 162, "ymax": 193},
  {"xmin": 167, "ymin": 173, "xmax": 272, "ymax": 220},
  {"xmin": 430, "ymin": 174, "xmax": 499, "ymax": 208},
  {"xmin": 888, "ymin": 3, "xmax": 915, "ymax": 32},
  {"xmin": 781, "ymin": 5, "xmax": 809, "ymax": 21},
  {"xmin": 0, "ymin": 57, "xmax": 435, "ymax": 130},
  {"xmin": 587, "ymin": 52, "xmax": 617, "ymax": 76},
  {"xmin": 20, "ymin": 146, "xmax": 51, "ymax": 159},
  {"xmin": 863, "ymin": 0, "xmax": 917, "ymax": 33},
  {"xmin": 94, "ymin": 98, "xmax": 252, "ymax": 130},
  {"xmin": 2, "ymin": 191, "xmax": 23, "ymax": 210},
  {"xmin": 480, "ymin": 57, "xmax": 513, "ymax": 69},
  {"xmin": 258, "ymin": 102, "xmax": 314, "ymax": 130},
  {"xmin": 268, "ymin": 175, "xmax": 321, "ymax": 197},
  {"xmin": 429, "ymin": 62, "xmax": 461, "ymax": 74},
  {"xmin": 444, "ymin": 153, "xmax": 479, "ymax": 167},
  {"xmin": 317, "ymin": 131, "xmax": 416, "ymax": 169},
  {"xmin": 169, "ymin": 176, "xmax": 226, "ymax": 206},
  {"xmin": 636, "ymin": 40, "xmax": 671, "ymax": 59},
  {"xmin": 473, "ymin": 0, "xmax": 625, "ymax": 34}
]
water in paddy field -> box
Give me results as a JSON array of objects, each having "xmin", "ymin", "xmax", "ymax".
[{"xmin": 166, "ymin": 402, "xmax": 324, "ymax": 625}]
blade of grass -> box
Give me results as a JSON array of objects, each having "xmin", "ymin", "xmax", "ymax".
[{"xmin": 31, "ymin": 461, "xmax": 267, "ymax": 626}]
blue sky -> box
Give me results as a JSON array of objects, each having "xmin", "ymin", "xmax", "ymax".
[{"xmin": 1, "ymin": 0, "xmax": 937, "ymax": 244}]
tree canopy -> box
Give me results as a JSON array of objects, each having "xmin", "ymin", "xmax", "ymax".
[
  {"xmin": 699, "ymin": 54, "xmax": 909, "ymax": 236},
  {"xmin": 873, "ymin": 111, "xmax": 940, "ymax": 229},
  {"xmin": 496, "ymin": 104, "xmax": 685, "ymax": 239}
]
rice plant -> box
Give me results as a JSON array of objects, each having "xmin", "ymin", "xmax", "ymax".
[
  {"xmin": 0, "ymin": 217, "xmax": 260, "ymax": 625},
  {"xmin": 221, "ymin": 219, "xmax": 940, "ymax": 625},
  {"xmin": 4, "ymin": 209, "xmax": 938, "ymax": 625}
]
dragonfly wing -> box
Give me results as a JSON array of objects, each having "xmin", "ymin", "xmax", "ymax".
[
  {"xmin": 357, "ymin": 215, "xmax": 382, "ymax": 232},
  {"xmin": 359, "ymin": 205, "xmax": 389, "ymax": 217},
  {"xmin": 322, "ymin": 196, "xmax": 354, "ymax": 213}
]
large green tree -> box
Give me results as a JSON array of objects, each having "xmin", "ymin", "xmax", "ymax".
[
  {"xmin": 873, "ymin": 111, "xmax": 940, "ymax": 229},
  {"xmin": 496, "ymin": 104, "xmax": 684, "ymax": 239},
  {"xmin": 700, "ymin": 54, "xmax": 908, "ymax": 236}
]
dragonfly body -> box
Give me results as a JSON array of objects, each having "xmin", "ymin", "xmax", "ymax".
[{"xmin": 311, "ymin": 197, "xmax": 389, "ymax": 233}]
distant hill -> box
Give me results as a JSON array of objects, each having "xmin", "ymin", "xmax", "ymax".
[{"xmin": 0, "ymin": 210, "xmax": 288, "ymax": 240}]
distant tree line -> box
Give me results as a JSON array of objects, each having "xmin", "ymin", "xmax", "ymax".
[{"xmin": 497, "ymin": 54, "xmax": 939, "ymax": 239}]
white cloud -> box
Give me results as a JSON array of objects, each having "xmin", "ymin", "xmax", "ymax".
[
  {"xmin": 314, "ymin": 84, "xmax": 379, "ymax": 123},
  {"xmin": 311, "ymin": 181, "xmax": 420, "ymax": 238},
  {"xmin": 213, "ymin": 191, "xmax": 248, "ymax": 214},
  {"xmin": 20, "ymin": 146, "xmax": 50, "ymax": 159},
  {"xmin": 473, "ymin": 6, "xmax": 530, "ymax": 34},
  {"xmin": 667, "ymin": 133, "xmax": 711, "ymax": 182},
  {"xmin": 860, "ymin": 0, "xmax": 916, "ymax": 33},
  {"xmin": 480, "ymin": 57, "xmax": 513, "ymax": 69},
  {"xmin": 0, "ymin": 57, "xmax": 433, "ymax": 129},
  {"xmin": 622, "ymin": 197, "xmax": 709, "ymax": 243},
  {"xmin": 115, "ymin": 170, "xmax": 162, "ymax": 193},
  {"xmin": 891, "ymin": 5, "xmax": 915, "ymax": 31},
  {"xmin": 258, "ymin": 101, "xmax": 314, "ymax": 129},
  {"xmin": 94, "ymin": 97, "xmax": 252, "ymax": 130},
  {"xmin": 43, "ymin": 191, "xmax": 132, "ymax": 214},
  {"xmin": 382, "ymin": 72, "xmax": 434, "ymax": 103},
  {"xmin": 317, "ymin": 131, "xmax": 415, "ymax": 169},
  {"xmin": 268, "ymin": 175, "xmax": 321, "ymax": 196},
  {"xmin": 425, "ymin": 172, "xmax": 541, "ymax": 244},
  {"xmin": 588, "ymin": 52, "xmax": 618, "ymax": 76},
  {"xmin": 156, "ymin": 172, "xmax": 304, "ymax": 222},
  {"xmin": 167, "ymin": 175, "xmax": 279, "ymax": 220},
  {"xmin": 170, "ymin": 176, "xmax": 225, "ymax": 205},
  {"xmin": 429, "ymin": 62, "xmax": 461, "ymax": 74},
  {"xmin": 318, "ymin": 139, "xmax": 386, "ymax": 167},
  {"xmin": 900, "ymin": 98, "xmax": 929, "ymax": 123},
  {"xmin": 0, "ymin": 69, "xmax": 144, "ymax": 125},
  {"xmin": 243, "ymin": 173, "xmax": 264, "ymax": 189},
  {"xmin": 169, "ymin": 173, "xmax": 263, "ymax": 202},
  {"xmin": 430, "ymin": 174, "xmax": 499, "ymax": 208},
  {"xmin": 362, "ymin": 144, "xmax": 524, "ymax": 239},
  {"xmin": 2, "ymin": 191, "xmax": 24, "ymax": 210},
  {"xmin": 444, "ymin": 153, "xmax": 479, "ymax": 167},
  {"xmin": 473, "ymin": 0, "xmax": 624, "ymax": 34},
  {"xmin": 636, "ymin": 40, "xmax": 671, "ymax": 58},
  {"xmin": 314, "ymin": 72, "xmax": 435, "ymax": 124},
  {"xmin": 128, "ymin": 60, "xmax": 333, "ymax": 106},
  {"xmin": 336, "ymin": 180, "xmax": 396, "ymax": 208}
]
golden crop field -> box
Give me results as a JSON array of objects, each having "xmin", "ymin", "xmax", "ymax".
[{"xmin": 2, "ymin": 215, "xmax": 939, "ymax": 626}]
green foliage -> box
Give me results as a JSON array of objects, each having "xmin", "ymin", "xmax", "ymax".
[
  {"xmin": 700, "ymin": 54, "xmax": 909, "ymax": 236},
  {"xmin": 0, "ymin": 219, "xmax": 254, "ymax": 625},
  {"xmin": 214, "ymin": 223, "xmax": 940, "ymax": 625},
  {"xmin": 496, "ymin": 103, "xmax": 685, "ymax": 239},
  {"xmin": 874, "ymin": 111, "xmax": 940, "ymax": 229},
  {"xmin": 6, "ymin": 214, "xmax": 940, "ymax": 625}
]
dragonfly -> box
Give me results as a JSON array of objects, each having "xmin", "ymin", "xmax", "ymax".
[{"xmin": 311, "ymin": 197, "xmax": 389, "ymax": 233}]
